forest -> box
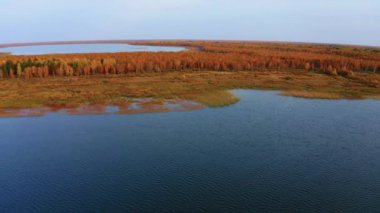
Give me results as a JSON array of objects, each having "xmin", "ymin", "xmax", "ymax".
[
  {"xmin": 1, "ymin": 40, "xmax": 380, "ymax": 111},
  {"xmin": 0, "ymin": 40, "xmax": 379, "ymax": 81}
]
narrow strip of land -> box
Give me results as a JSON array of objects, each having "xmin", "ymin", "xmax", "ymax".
[{"xmin": 0, "ymin": 71, "xmax": 379, "ymax": 111}]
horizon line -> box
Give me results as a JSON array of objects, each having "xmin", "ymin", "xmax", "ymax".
[{"xmin": 0, "ymin": 39, "xmax": 379, "ymax": 49}]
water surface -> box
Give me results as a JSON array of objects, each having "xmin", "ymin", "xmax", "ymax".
[
  {"xmin": 0, "ymin": 43, "xmax": 184, "ymax": 55},
  {"xmin": 1, "ymin": 90, "xmax": 380, "ymax": 212}
]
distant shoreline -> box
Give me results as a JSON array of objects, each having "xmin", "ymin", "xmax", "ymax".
[
  {"xmin": 0, "ymin": 42, "xmax": 186, "ymax": 56},
  {"xmin": 1, "ymin": 40, "xmax": 379, "ymax": 49},
  {"xmin": 0, "ymin": 40, "xmax": 135, "ymax": 48}
]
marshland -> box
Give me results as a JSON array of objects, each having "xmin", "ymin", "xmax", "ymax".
[
  {"xmin": 1, "ymin": 41, "xmax": 380, "ymax": 212},
  {"xmin": 2, "ymin": 0, "xmax": 380, "ymax": 212},
  {"xmin": 0, "ymin": 40, "xmax": 380, "ymax": 115}
]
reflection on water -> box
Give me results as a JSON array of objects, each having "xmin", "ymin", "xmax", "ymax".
[{"xmin": 1, "ymin": 90, "xmax": 380, "ymax": 212}]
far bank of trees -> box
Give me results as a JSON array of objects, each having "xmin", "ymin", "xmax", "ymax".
[{"xmin": 1, "ymin": 41, "xmax": 379, "ymax": 79}]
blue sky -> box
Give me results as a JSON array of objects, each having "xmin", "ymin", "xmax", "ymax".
[{"xmin": 1, "ymin": 0, "xmax": 379, "ymax": 46}]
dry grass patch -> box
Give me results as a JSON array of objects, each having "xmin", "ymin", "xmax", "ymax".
[
  {"xmin": 0, "ymin": 71, "xmax": 380, "ymax": 112},
  {"xmin": 281, "ymin": 90, "xmax": 343, "ymax": 99},
  {"xmin": 183, "ymin": 90, "xmax": 240, "ymax": 107}
]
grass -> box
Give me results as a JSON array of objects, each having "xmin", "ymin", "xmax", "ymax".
[
  {"xmin": 182, "ymin": 90, "xmax": 240, "ymax": 107},
  {"xmin": 281, "ymin": 91, "xmax": 343, "ymax": 99},
  {"xmin": 0, "ymin": 70, "xmax": 380, "ymax": 110}
]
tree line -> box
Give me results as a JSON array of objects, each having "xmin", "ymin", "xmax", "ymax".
[{"xmin": 1, "ymin": 41, "xmax": 379, "ymax": 79}]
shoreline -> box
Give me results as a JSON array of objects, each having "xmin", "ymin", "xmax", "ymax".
[
  {"xmin": 0, "ymin": 40, "xmax": 139, "ymax": 48},
  {"xmin": 0, "ymin": 70, "xmax": 379, "ymax": 117},
  {"xmin": 1, "ymin": 40, "xmax": 380, "ymax": 116},
  {"xmin": 0, "ymin": 42, "xmax": 188, "ymax": 56},
  {"xmin": 1, "ymin": 39, "xmax": 379, "ymax": 49},
  {"xmin": 0, "ymin": 98, "xmax": 204, "ymax": 118}
]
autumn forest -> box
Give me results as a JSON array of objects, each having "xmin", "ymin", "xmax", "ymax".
[{"xmin": 1, "ymin": 41, "xmax": 379, "ymax": 81}]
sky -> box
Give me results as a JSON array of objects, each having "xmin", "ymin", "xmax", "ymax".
[{"xmin": 1, "ymin": 0, "xmax": 379, "ymax": 46}]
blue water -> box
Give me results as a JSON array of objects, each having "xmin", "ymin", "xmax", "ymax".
[
  {"xmin": 1, "ymin": 90, "xmax": 380, "ymax": 212},
  {"xmin": 0, "ymin": 43, "xmax": 184, "ymax": 55}
]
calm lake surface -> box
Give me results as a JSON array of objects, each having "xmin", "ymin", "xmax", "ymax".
[
  {"xmin": 0, "ymin": 43, "xmax": 184, "ymax": 55},
  {"xmin": 1, "ymin": 90, "xmax": 380, "ymax": 212}
]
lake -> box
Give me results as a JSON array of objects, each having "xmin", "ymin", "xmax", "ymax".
[
  {"xmin": 0, "ymin": 43, "xmax": 184, "ymax": 55},
  {"xmin": 1, "ymin": 90, "xmax": 380, "ymax": 212}
]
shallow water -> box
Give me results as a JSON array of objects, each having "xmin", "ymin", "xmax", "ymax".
[
  {"xmin": 0, "ymin": 43, "xmax": 184, "ymax": 55},
  {"xmin": 1, "ymin": 90, "xmax": 380, "ymax": 212},
  {"xmin": 0, "ymin": 98, "xmax": 202, "ymax": 117}
]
